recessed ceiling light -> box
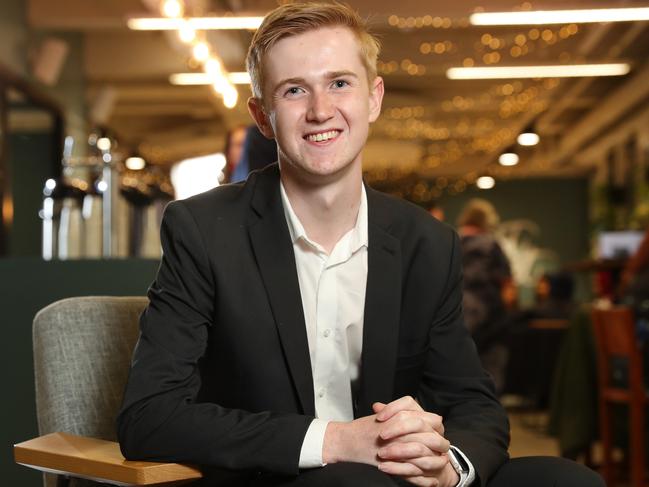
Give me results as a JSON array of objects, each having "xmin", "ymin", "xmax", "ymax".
[
  {"xmin": 499, "ymin": 152, "xmax": 519, "ymax": 166},
  {"xmin": 125, "ymin": 157, "xmax": 146, "ymax": 170},
  {"xmin": 96, "ymin": 137, "xmax": 111, "ymax": 151},
  {"xmin": 476, "ymin": 176, "xmax": 496, "ymax": 189},
  {"xmin": 517, "ymin": 132, "xmax": 540, "ymax": 146}
]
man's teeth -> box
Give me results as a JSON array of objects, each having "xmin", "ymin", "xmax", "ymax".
[{"xmin": 306, "ymin": 130, "xmax": 338, "ymax": 142}]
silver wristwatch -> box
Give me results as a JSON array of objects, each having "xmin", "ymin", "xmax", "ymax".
[{"xmin": 447, "ymin": 447, "xmax": 470, "ymax": 487}]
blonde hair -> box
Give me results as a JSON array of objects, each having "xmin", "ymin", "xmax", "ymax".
[
  {"xmin": 457, "ymin": 198, "xmax": 501, "ymax": 231},
  {"xmin": 246, "ymin": 2, "xmax": 380, "ymax": 100}
]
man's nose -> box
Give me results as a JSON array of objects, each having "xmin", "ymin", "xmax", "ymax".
[{"xmin": 306, "ymin": 91, "xmax": 335, "ymax": 122}]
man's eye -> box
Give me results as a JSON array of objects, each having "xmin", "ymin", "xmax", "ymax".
[
  {"xmin": 333, "ymin": 80, "xmax": 349, "ymax": 88},
  {"xmin": 285, "ymin": 87, "xmax": 303, "ymax": 96}
]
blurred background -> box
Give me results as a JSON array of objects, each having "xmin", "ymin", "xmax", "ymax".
[{"xmin": 2, "ymin": 0, "xmax": 649, "ymax": 485}]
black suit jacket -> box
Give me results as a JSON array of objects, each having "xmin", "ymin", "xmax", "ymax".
[{"xmin": 117, "ymin": 164, "xmax": 509, "ymax": 486}]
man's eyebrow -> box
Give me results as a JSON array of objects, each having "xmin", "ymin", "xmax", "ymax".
[
  {"xmin": 327, "ymin": 70, "xmax": 358, "ymax": 79},
  {"xmin": 273, "ymin": 77, "xmax": 306, "ymax": 93}
]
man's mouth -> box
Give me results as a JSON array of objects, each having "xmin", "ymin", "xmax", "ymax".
[{"xmin": 304, "ymin": 130, "xmax": 340, "ymax": 142}]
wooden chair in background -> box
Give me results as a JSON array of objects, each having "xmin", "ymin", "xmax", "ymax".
[{"xmin": 591, "ymin": 306, "xmax": 648, "ymax": 487}]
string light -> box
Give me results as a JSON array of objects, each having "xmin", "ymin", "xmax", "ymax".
[{"xmin": 388, "ymin": 14, "xmax": 454, "ymax": 29}]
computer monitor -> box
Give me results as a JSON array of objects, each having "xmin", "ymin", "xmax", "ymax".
[{"xmin": 597, "ymin": 231, "xmax": 645, "ymax": 259}]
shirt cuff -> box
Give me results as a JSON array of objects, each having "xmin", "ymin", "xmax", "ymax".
[
  {"xmin": 298, "ymin": 419, "xmax": 329, "ymax": 468},
  {"xmin": 450, "ymin": 446, "xmax": 476, "ymax": 487}
]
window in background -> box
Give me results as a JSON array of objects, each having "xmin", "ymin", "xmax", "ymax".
[{"xmin": 170, "ymin": 153, "xmax": 225, "ymax": 200}]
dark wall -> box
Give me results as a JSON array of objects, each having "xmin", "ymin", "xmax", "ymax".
[
  {"xmin": 0, "ymin": 258, "xmax": 159, "ymax": 486},
  {"xmin": 8, "ymin": 132, "xmax": 56, "ymax": 256},
  {"xmin": 440, "ymin": 178, "xmax": 590, "ymax": 265}
]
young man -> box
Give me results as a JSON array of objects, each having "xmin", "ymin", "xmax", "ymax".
[{"xmin": 118, "ymin": 3, "xmax": 603, "ymax": 487}]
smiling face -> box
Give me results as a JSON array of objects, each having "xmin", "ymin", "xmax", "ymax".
[{"xmin": 248, "ymin": 26, "xmax": 384, "ymax": 186}]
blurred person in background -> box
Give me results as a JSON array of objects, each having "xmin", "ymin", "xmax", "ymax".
[
  {"xmin": 230, "ymin": 124, "xmax": 278, "ymax": 183},
  {"xmin": 428, "ymin": 201, "xmax": 445, "ymax": 222},
  {"xmin": 534, "ymin": 272, "xmax": 576, "ymax": 320},
  {"xmin": 457, "ymin": 198, "xmax": 514, "ymax": 393},
  {"xmin": 223, "ymin": 125, "xmax": 247, "ymax": 183}
]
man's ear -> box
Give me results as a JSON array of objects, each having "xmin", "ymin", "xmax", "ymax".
[
  {"xmin": 247, "ymin": 97, "xmax": 275, "ymax": 139},
  {"xmin": 368, "ymin": 76, "xmax": 385, "ymax": 123}
]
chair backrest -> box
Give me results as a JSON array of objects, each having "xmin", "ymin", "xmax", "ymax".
[
  {"xmin": 33, "ymin": 296, "xmax": 147, "ymax": 440},
  {"xmin": 590, "ymin": 306, "xmax": 644, "ymax": 396}
]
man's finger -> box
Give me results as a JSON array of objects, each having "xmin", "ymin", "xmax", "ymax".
[
  {"xmin": 375, "ymin": 396, "xmax": 422, "ymax": 421},
  {"xmin": 384, "ymin": 432, "xmax": 450, "ymax": 454},
  {"xmin": 408, "ymin": 454, "xmax": 449, "ymax": 473},
  {"xmin": 378, "ymin": 460, "xmax": 424, "ymax": 477},
  {"xmin": 379, "ymin": 412, "xmax": 445, "ymax": 439},
  {"xmin": 403, "ymin": 475, "xmax": 439, "ymax": 487},
  {"xmin": 378, "ymin": 441, "xmax": 434, "ymax": 460},
  {"xmin": 372, "ymin": 402, "xmax": 387, "ymax": 414}
]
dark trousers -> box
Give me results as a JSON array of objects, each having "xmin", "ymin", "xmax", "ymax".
[{"xmin": 253, "ymin": 457, "xmax": 604, "ymax": 487}]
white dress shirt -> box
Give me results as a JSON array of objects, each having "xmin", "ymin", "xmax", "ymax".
[
  {"xmin": 279, "ymin": 182, "xmax": 474, "ymax": 487},
  {"xmin": 280, "ymin": 182, "xmax": 367, "ymax": 467}
]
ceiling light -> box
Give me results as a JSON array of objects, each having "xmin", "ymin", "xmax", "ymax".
[
  {"xmin": 446, "ymin": 63, "xmax": 630, "ymax": 79},
  {"xmin": 161, "ymin": 0, "xmax": 183, "ymax": 18},
  {"xmin": 517, "ymin": 132, "xmax": 540, "ymax": 146},
  {"xmin": 476, "ymin": 176, "xmax": 496, "ymax": 189},
  {"xmin": 204, "ymin": 58, "xmax": 223, "ymax": 76},
  {"xmin": 178, "ymin": 21, "xmax": 196, "ymax": 43},
  {"xmin": 499, "ymin": 152, "xmax": 519, "ymax": 166},
  {"xmin": 127, "ymin": 16, "xmax": 264, "ymax": 31},
  {"xmin": 170, "ymin": 72, "xmax": 251, "ymax": 85},
  {"xmin": 192, "ymin": 42, "xmax": 210, "ymax": 62},
  {"xmin": 227, "ymin": 72, "xmax": 251, "ymax": 85},
  {"xmin": 212, "ymin": 77, "xmax": 231, "ymax": 94},
  {"xmin": 125, "ymin": 157, "xmax": 146, "ymax": 170},
  {"xmin": 96, "ymin": 180, "xmax": 109, "ymax": 193},
  {"xmin": 96, "ymin": 137, "xmax": 111, "ymax": 151},
  {"xmin": 470, "ymin": 7, "xmax": 649, "ymax": 25},
  {"xmin": 223, "ymin": 88, "xmax": 239, "ymax": 109}
]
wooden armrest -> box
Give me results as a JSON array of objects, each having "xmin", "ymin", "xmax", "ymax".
[{"xmin": 14, "ymin": 432, "xmax": 203, "ymax": 486}]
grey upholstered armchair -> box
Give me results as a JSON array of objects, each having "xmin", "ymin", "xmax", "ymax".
[{"xmin": 14, "ymin": 296, "xmax": 202, "ymax": 487}]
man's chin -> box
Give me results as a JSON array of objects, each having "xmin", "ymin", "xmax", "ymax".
[{"xmin": 280, "ymin": 160, "xmax": 360, "ymax": 187}]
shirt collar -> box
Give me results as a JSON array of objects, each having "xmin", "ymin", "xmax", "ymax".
[{"xmin": 280, "ymin": 181, "xmax": 368, "ymax": 252}]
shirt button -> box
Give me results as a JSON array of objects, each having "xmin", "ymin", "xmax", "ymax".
[
  {"xmin": 323, "ymin": 329, "xmax": 331, "ymax": 338},
  {"xmin": 318, "ymin": 388, "xmax": 326, "ymax": 398}
]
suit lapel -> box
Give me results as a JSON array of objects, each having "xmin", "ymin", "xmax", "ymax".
[
  {"xmin": 356, "ymin": 188, "xmax": 402, "ymax": 417},
  {"xmin": 247, "ymin": 166, "xmax": 315, "ymax": 416}
]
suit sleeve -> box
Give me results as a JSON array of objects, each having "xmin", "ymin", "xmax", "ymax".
[
  {"xmin": 417, "ymin": 232, "xmax": 510, "ymax": 487},
  {"xmin": 116, "ymin": 201, "xmax": 312, "ymax": 475}
]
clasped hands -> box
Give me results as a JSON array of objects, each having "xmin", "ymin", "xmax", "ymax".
[{"xmin": 323, "ymin": 396, "xmax": 459, "ymax": 487}]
